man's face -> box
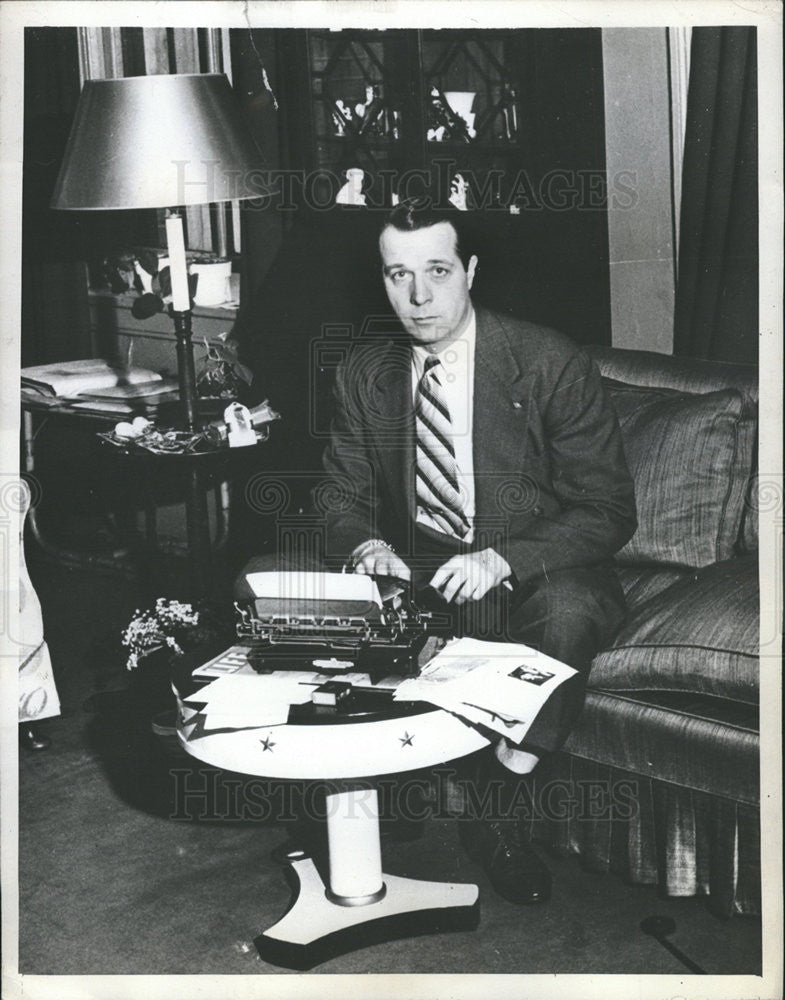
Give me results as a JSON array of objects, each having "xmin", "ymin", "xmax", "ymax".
[{"xmin": 379, "ymin": 221, "xmax": 478, "ymax": 351}]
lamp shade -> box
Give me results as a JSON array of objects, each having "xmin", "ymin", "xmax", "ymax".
[{"xmin": 52, "ymin": 73, "xmax": 267, "ymax": 210}]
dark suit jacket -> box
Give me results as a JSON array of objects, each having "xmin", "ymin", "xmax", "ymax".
[{"xmin": 320, "ymin": 305, "xmax": 636, "ymax": 588}]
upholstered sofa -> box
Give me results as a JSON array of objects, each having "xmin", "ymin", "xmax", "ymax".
[
  {"xmin": 238, "ymin": 211, "xmax": 760, "ymax": 919},
  {"xmin": 526, "ymin": 345, "xmax": 760, "ymax": 918}
]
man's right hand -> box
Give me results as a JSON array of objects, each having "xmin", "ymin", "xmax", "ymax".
[{"xmin": 350, "ymin": 540, "xmax": 411, "ymax": 581}]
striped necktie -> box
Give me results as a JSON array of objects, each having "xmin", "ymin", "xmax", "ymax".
[{"xmin": 415, "ymin": 354, "xmax": 471, "ymax": 539}]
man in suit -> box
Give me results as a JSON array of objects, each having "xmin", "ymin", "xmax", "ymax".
[{"xmin": 317, "ymin": 200, "xmax": 637, "ymax": 903}]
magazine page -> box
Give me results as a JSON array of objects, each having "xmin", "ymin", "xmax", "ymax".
[{"xmin": 394, "ymin": 636, "xmax": 577, "ymax": 738}]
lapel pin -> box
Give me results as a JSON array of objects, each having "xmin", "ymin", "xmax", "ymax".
[{"xmin": 512, "ymin": 401, "xmax": 523, "ymax": 409}]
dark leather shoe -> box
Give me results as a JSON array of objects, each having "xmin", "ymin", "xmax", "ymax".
[
  {"xmin": 459, "ymin": 818, "xmax": 552, "ymax": 904},
  {"xmin": 19, "ymin": 725, "xmax": 51, "ymax": 751}
]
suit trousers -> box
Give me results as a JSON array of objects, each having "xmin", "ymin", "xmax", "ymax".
[
  {"xmin": 399, "ymin": 526, "xmax": 627, "ymax": 755},
  {"xmin": 235, "ymin": 526, "xmax": 627, "ymax": 756}
]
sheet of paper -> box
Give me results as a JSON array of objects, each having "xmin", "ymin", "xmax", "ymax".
[
  {"xmin": 244, "ymin": 570, "xmax": 382, "ymax": 607},
  {"xmin": 438, "ymin": 700, "xmax": 530, "ymax": 744},
  {"xmin": 394, "ymin": 636, "xmax": 576, "ymax": 740},
  {"xmin": 196, "ymin": 673, "xmax": 315, "ymax": 713},
  {"xmin": 68, "ymin": 400, "xmax": 135, "ymax": 415}
]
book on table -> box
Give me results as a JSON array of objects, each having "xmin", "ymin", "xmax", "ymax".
[
  {"xmin": 22, "ymin": 358, "xmax": 166, "ymax": 397},
  {"xmin": 21, "ymin": 359, "xmax": 178, "ymax": 415}
]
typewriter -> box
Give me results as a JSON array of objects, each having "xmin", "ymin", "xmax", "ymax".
[{"xmin": 233, "ymin": 571, "xmax": 449, "ymax": 680}]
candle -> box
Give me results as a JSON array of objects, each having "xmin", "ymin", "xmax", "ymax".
[{"xmin": 165, "ymin": 212, "xmax": 191, "ymax": 312}]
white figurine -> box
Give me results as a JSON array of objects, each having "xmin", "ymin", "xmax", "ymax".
[
  {"xmin": 354, "ymin": 86, "xmax": 373, "ymax": 121},
  {"xmin": 336, "ymin": 167, "xmax": 366, "ymax": 206},
  {"xmin": 224, "ymin": 402, "xmax": 256, "ymax": 448},
  {"xmin": 449, "ymin": 173, "xmax": 469, "ymax": 211}
]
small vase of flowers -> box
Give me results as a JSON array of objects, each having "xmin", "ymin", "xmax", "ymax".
[
  {"xmin": 122, "ymin": 598, "xmax": 230, "ymax": 724},
  {"xmin": 122, "ymin": 597, "xmax": 201, "ymax": 671}
]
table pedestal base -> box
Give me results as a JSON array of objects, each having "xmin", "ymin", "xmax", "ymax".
[{"xmin": 255, "ymin": 856, "xmax": 479, "ymax": 970}]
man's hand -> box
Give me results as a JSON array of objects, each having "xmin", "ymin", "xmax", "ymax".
[
  {"xmin": 350, "ymin": 540, "xmax": 411, "ymax": 581},
  {"xmin": 429, "ymin": 548, "xmax": 511, "ymax": 604}
]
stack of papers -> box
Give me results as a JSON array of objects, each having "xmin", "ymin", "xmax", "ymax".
[
  {"xmin": 22, "ymin": 359, "xmax": 163, "ymax": 398},
  {"xmin": 184, "ymin": 632, "xmax": 575, "ymax": 740},
  {"xmin": 190, "ymin": 673, "xmax": 316, "ymax": 729},
  {"xmin": 21, "ymin": 359, "xmax": 175, "ymax": 417},
  {"xmin": 394, "ymin": 637, "xmax": 577, "ymax": 744}
]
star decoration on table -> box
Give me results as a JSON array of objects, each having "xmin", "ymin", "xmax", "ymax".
[
  {"xmin": 399, "ymin": 731, "xmax": 414, "ymax": 748},
  {"xmin": 260, "ymin": 735, "xmax": 277, "ymax": 752}
]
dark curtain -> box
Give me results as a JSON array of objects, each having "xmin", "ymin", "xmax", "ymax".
[{"xmin": 674, "ymin": 27, "xmax": 758, "ymax": 364}]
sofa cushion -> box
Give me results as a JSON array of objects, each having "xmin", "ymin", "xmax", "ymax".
[
  {"xmin": 615, "ymin": 566, "xmax": 686, "ymax": 613},
  {"xmin": 608, "ymin": 381, "xmax": 756, "ymax": 568},
  {"xmin": 563, "ymin": 690, "xmax": 759, "ymax": 805},
  {"xmin": 590, "ymin": 555, "xmax": 759, "ymax": 704}
]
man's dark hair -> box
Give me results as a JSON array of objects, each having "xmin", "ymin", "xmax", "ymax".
[{"xmin": 379, "ymin": 199, "xmax": 475, "ymax": 270}]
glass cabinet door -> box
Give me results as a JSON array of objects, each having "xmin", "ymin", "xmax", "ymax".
[
  {"xmin": 302, "ymin": 29, "xmax": 524, "ymax": 207},
  {"xmin": 307, "ymin": 30, "xmax": 412, "ymax": 177},
  {"xmin": 420, "ymin": 30, "xmax": 524, "ymax": 208},
  {"xmin": 421, "ymin": 31, "xmax": 521, "ymax": 147}
]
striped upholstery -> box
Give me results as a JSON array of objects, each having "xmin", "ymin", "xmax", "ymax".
[
  {"xmin": 526, "ymin": 751, "xmax": 760, "ymax": 916},
  {"xmin": 564, "ymin": 688, "xmax": 759, "ymax": 805},
  {"xmin": 608, "ymin": 382, "xmax": 756, "ymax": 568},
  {"xmin": 549, "ymin": 348, "xmax": 761, "ymax": 915},
  {"xmin": 586, "ymin": 345, "xmax": 758, "ymax": 401},
  {"xmin": 615, "ymin": 565, "xmax": 686, "ymax": 612},
  {"xmin": 587, "ymin": 345, "xmax": 759, "ymax": 555},
  {"xmin": 592, "ymin": 556, "xmax": 759, "ymax": 703}
]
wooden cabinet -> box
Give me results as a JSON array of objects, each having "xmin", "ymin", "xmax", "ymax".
[
  {"xmin": 281, "ymin": 30, "xmax": 527, "ymax": 200},
  {"xmin": 88, "ymin": 290, "xmax": 236, "ymax": 375},
  {"xmin": 272, "ymin": 27, "xmax": 611, "ymax": 345}
]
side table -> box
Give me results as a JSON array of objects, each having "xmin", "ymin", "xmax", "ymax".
[
  {"xmin": 21, "ymin": 402, "xmax": 134, "ymax": 570},
  {"xmin": 22, "ymin": 399, "xmax": 270, "ymax": 598},
  {"xmin": 174, "ymin": 668, "xmax": 490, "ymax": 969},
  {"xmin": 102, "ymin": 442, "xmax": 266, "ymax": 599}
]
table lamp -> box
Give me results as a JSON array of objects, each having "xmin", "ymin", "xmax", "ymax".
[{"xmin": 51, "ymin": 73, "xmax": 267, "ymax": 431}]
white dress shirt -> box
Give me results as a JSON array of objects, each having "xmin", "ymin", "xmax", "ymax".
[{"xmin": 411, "ymin": 311, "xmax": 476, "ymax": 543}]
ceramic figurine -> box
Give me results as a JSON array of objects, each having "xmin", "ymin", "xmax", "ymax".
[
  {"xmin": 336, "ymin": 167, "xmax": 366, "ymax": 206},
  {"xmin": 354, "ymin": 85, "xmax": 373, "ymax": 121},
  {"xmin": 449, "ymin": 174, "xmax": 469, "ymax": 211}
]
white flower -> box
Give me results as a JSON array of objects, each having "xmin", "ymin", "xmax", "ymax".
[{"xmin": 122, "ymin": 597, "xmax": 198, "ymax": 670}]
